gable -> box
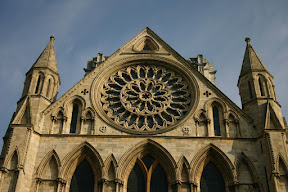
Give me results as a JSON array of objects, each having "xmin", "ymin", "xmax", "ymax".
[{"xmin": 41, "ymin": 28, "xmax": 253, "ymax": 136}]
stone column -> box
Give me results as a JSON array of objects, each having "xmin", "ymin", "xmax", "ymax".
[
  {"xmin": 0, "ymin": 167, "xmax": 8, "ymax": 191},
  {"xmin": 14, "ymin": 166, "xmax": 24, "ymax": 192},
  {"xmin": 235, "ymin": 120, "xmax": 241, "ymax": 137},
  {"xmin": 271, "ymin": 170, "xmax": 280, "ymax": 192},
  {"xmin": 115, "ymin": 179, "xmax": 123, "ymax": 192},
  {"xmin": 223, "ymin": 119, "xmax": 229, "ymax": 137},
  {"xmin": 61, "ymin": 116, "xmax": 68, "ymax": 134},
  {"xmin": 206, "ymin": 119, "xmax": 211, "ymax": 137},
  {"xmin": 190, "ymin": 181, "xmax": 197, "ymax": 192},
  {"xmin": 50, "ymin": 116, "xmax": 57, "ymax": 134},
  {"xmin": 56, "ymin": 178, "xmax": 66, "ymax": 192},
  {"xmin": 194, "ymin": 119, "xmax": 199, "ymax": 136},
  {"xmin": 98, "ymin": 178, "xmax": 107, "ymax": 192},
  {"xmin": 172, "ymin": 180, "xmax": 181, "ymax": 192},
  {"xmin": 79, "ymin": 116, "xmax": 85, "ymax": 134},
  {"xmin": 35, "ymin": 178, "xmax": 42, "ymax": 192}
]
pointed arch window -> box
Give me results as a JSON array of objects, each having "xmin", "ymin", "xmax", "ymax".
[
  {"xmin": 35, "ymin": 75, "xmax": 42, "ymax": 94},
  {"xmin": 70, "ymin": 104, "xmax": 79, "ymax": 133},
  {"xmin": 2, "ymin": 151, "xmax": 18, "ymax": 192},
  {"xmin": 213, "ymin": 107, "xmax": 221, "ymax": 136},
  {"xmin": 127, "ymin": 155, "xmax": 168, "ymax": 192},
  {"xmin": 69, "ymin": 159, "xmax": 94, "ymax": 192},
  {"xmin": 200, "ymin": 162, "xmax": 225, "ymax": 192},
  {"xmin": 46, "ymin": 79, "xmax": 51, "ymax": 97}
]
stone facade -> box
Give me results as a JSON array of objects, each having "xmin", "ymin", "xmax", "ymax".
[{"xmin": 0, "ymin": 28, "xmax": 287, "ymax": 192}]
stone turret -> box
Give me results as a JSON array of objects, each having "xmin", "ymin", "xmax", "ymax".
[
  {"xmin": 238, "ymin": 37, "xmax": 284, "ymax": 130},
  {"xmin": 14, "ymin": 36, "xmax": 60, "ymax": 125}
]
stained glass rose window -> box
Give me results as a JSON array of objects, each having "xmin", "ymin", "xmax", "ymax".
[{"xmin": 100, "ymin": 65, "xmax": 192, "ymax": 133}]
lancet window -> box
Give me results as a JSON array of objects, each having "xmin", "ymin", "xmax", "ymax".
[
  {"xmin": 69, "ymin": 159, "xmax": 95, "ymax": 192},
  {"xmin": 200, "ymin": 162, "xmax": 225, "ymax": 192},
  {"xmin": 127, "ymin": 155, "xmax": 168, "ymax": 192},
  {"xmin": 70, "ymin": 104, "xmax": 79, "ymax": 133},
  {"xmin": 213, "ymin": 107, "xmax": 221, "ymax": 136}
]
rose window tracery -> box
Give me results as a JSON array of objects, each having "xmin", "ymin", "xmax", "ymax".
[{"xmin": 100, "ymin": 65, "xmax": 192, "ymax": 132}]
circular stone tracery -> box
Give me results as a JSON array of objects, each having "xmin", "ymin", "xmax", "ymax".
[{"xmin": 100, "ymin": 65, "xmax": 191, "ymax": 132}]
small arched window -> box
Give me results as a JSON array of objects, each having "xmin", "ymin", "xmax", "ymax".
[
  {"xmin": 213, "ymin": 107, "xmax": 221, "ymax": 136},
  {"xmin": 70, "ymin": 104, "xmax": 79, "ymax": 133},
  {"xmin": 46, "ymin": 79, "xmax": 51, "ymax": 97},
  {"xmin": 35, "ymin": 75, "xmax": 42, "ymax": 94}
]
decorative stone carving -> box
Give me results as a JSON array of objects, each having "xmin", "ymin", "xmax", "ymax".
[
  {"xmin": 99, "ymin": 126, "xmax": 107, "ymax": 133},
  {"xmin": 181, "ymin": 127, "xmax": 189, "ymax": 134},
  {"xmin": 100, "ymin": 64, "xmax": 192, "ymax": 133}
]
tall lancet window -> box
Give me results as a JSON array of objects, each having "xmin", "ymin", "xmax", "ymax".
[
  {"xmin": 69, "ymin": 160, "xmax": 94, "ymax": 192},
  {"xmin": 35, "ymin": 75, "xmax": 42, "ymax": 94},
  {"xmin": 70, "ymin": 104, "xmax": 79, "ymax": 133},
  {"xmin": 46, "ymin": 79, "xmax": 51, "ymax": 97},
  {"xmin": 213, "ymin": 107, "xmax": 220, "ymax": 136},
  {"xmin": 200, "ymin": 162, "xmax": 225, "ymax": 192}
]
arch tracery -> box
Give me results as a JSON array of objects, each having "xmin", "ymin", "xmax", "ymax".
[
  {"xmin": 117, "ymin": 139, "xmax": 177, "ymax": 191},
  {"xmin": 190, "ymin": 144, "xmax": 236, "ymax": 191},
  {"xmin": 59, "ymin": 141, "xmax": 103, "ymax": 191}
]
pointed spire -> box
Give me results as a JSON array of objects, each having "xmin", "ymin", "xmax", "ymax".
[
  {"xmin": 239, "ymin": 37, "xmax": 270, "ymax": 77},
  {"xmin": 30, "ymin": 35, "xmax": 58, "ymax": 74}
]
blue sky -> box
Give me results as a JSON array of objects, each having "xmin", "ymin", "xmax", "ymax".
[{"xmin": 0, "ymin": 0, "xmax": 288, "ymax": 147}]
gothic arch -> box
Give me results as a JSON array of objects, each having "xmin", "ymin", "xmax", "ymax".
[
  {"xmin": 51, "ymin": 107, "xmax": 66, "ymax": 118},
  {"xmin": 117, "ymin": 139, "xmax": 177, "ymax": 185},
  {"xmin": 194, "ymin": 109, "xmax": 209, "ymax": 122},
  {"xmin": 204, "ymin": 97, "xmax": 228, "ymax": 113},
  {"xmin": 36, "ymin": 150, "xmax": 61, "ymax": 178},
  {"xmin": 83, "ymin": 107, "xmax": 96, "ymax": 119},
  {"xmin": 2, "ymin": 148, "xmax": 19, "ymax": 192},
  {"xmin": 3, "ymin": 147, "xmax": 20, "ymax": 169},
  {"xmin": 43, "ymin": 75, "xmax": 55, "ymax": 99},
  {"xmin": 257, "ymin": 74, "xmax": 269, "ymax": 97},
  {"xmin": 190, "ymin": 144, "xmax": 236, "ymax": 189},
  {"xmin": 176, "ymin": 155, "xmax": 191, "ymax": 181},
  {"xmin": 235, "ymin": 152, "xmax": 260, "ymax": 184},
  {"xmin": 63, "ymin": 95, "xmax": 86, "ymax": 114},
  {"xmin": 34, "ymin": 71, "xmax": 45, "ymax": 94},
  {"xmin": 276, "ymin": 153, "xmax": 288, "ymax": 174},
  {"xmin": 103, "ymin": 154, "xmax": 118, "ymax": 179},
  {"xmin": 227, "ymin": 110, "xmax": 239, "ymax": 121},
  {"xmin": 59, "ymin": 142, "xmax": 103, "ymax": 182}
]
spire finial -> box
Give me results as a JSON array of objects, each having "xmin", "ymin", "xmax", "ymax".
[
  {"xmin": 245, "ymin": 37, "xmax": 250, "ymax": 43},
  {"xmin": 50, "ymin": 35, "xmax": 55, "ymax": 41}
]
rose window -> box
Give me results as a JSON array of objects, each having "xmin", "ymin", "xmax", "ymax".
[{"xmin": 100, "ymin": 65, "xmax": 191, "ymax": 132}]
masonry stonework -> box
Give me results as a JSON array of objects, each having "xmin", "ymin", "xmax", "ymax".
[{"xmin": 0, "ymin": 28, "xmax": 287, "ymax": 192}]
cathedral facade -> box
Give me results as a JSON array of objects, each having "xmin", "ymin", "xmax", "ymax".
[{"xmin": 0, "ymin": 28, "xmax": 287, "ymax": 192}]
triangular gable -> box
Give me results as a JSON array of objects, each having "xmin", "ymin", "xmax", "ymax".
[
  {"xmin": 43, "ymin": 27, "xmax": 253, "ymax": 125},
  {"xmin": 264, "ymin": 101, "xmax": 283, "ymax": 129},
  {"xmin": 104, "ymin": 27, "xmax": 189, "ymax": 65}
]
